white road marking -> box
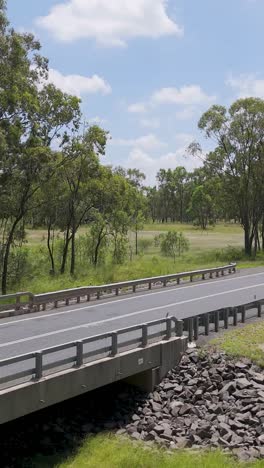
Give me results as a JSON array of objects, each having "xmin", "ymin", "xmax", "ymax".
[
  {"xmin": 0, "ymin": 281, "xmax": 263, "ymax": 349},
  {"xmin": 1, "ymin": 271, "xmax": 264, "ymax": 328}
]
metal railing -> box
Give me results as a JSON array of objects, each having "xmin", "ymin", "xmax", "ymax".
[
  {"xmin": 0, "ymin": 316, "xmax": 184, "ymax": 389},
  {"xmin": 0, "ymin": 263, "xmax": 236, "ymax": 314},
  {"xmin": 0, "ymin": 296, "xmax": 262, "ymax": 392},
  {"xmin": 184, "ymin": 299, "xmax": 264, "ymax": 342}
]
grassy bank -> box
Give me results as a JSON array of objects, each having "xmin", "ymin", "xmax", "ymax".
[
  {"xmin": 36, "ymin": 433, "xmax": 263, "ymax": 468},
  {"xmin": 6, "ymin": 222, "xmax": 264, "ymax": 294},
  {"xmin": 210, "ymin": 321, "xmax": 264, "ymax": 368}
]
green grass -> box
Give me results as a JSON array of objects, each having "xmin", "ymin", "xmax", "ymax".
[
  {"xmin": 210, "ymin": 321, "xmax": 264, "ymax": 368},
  {"xmin": 5, "ymin": 222, "xmax": 264, "ymax": 295},
  {"xmin": 34, "ymin": 434, "xmax": 263, "ymax": 468}
]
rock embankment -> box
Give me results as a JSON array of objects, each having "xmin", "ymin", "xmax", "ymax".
[{"xmin": 123, "ymin": 349, "xmax": 264, "ymax": 461}]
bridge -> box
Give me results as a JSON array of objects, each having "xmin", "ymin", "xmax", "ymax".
[{"xmin": 1, "ymin": 263, "xmax": 264, "ymax": 425}]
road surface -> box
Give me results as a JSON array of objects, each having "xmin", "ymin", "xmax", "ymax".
[{"xmin": 0, "ymin": 267, "xmax": 264, "ymax": 362}]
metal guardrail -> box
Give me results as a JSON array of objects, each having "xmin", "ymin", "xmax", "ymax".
[
  {"xmin": 0, "ymin": 295, "xmax": 262, "ymax": 392},
  {"xmin": 184, "ymin": 300, "xmax": 264, "ymax": 342},
  {"xmin": 0, "ymin": 316, "xmax": 184, "ymax": 389},
  {"xmin": 0, "ymin": 263, "xmax": 237, "ymax": 314}
]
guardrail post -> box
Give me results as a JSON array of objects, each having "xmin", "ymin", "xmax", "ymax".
[
  {"xmin": 35, "ymin": 352, "xmax": 43, "ymax": 380},
  {"xmin": 233, "ymin": 307, "xmax": 238, "ymax": 326},
  {"xmin": 42, "ymin": 303, "xmax": 46, "ymax": 311},
  {"xmin": 166, "ymin": 318, "xmax": 172, "ymax": 340},
  {"xmin": 188, "ymin": 318, "xmax": 194, "ymax": 342},
  {"xmin": 210, "ymin": 272, "xmax": 213, "ymax": 279},
  {"xmin": 77, "ymin": 296, "xmax": 80, "ymax": 304},
  {"xmin": 54, "ymin": 301, "xmax": 58, "ymax": 308},
  {"xmin": 202, "ymin": 274, "xmax": 205, "ymax": 280},
  {"xmin": 190, "ymin": 275, "xmax": 193, "ymax": 282},
  {"xmin": 163, "ymin": 279, "xmax": 167, "ymax": 287},
  {"xmin": 29, "ymin": 294, "xmax": 34, "ymax": 311},
  {"xmin": 133, "ymin": 285, "xmax": 136, "ymax": 293},
  {"xmin": 87, "ymin": 294, "xmax": 90, "ymax": 302},
  {"xmin": 229, "ymin": 268, "xmax": 232, "ymax": 274},
  {"xmin": 258, "ymin": 302, "xmax": 262, "ymax": 318},
  {"xmin": 177, "ymin": 277, "xmax": 181, "ymax": 285},
  {"xmin": 97, "ymin": 291, "xmax": 101, "ymax": 300},
  {"xmin": 216, "ymin": 271, "xmax": 219, "ymax": 277},
  {"xmin": 204, "ymin": 313, "xmax": 209, "ymax": 336},
  {"xmin": 224, "ymin": 308, "xmax": 229, "ymax": 329},
  {"xmin": 66, "ymin": 299, "xmax": 69, "ymax": 306},
  {"xmin": 15, "ymin": 295, "xmax": 21, "ymax": 311},
  {"xmin": 116, "ymin": 288, "xmax": 119, "ymax": 296},
  {"xmin": 176, "ymin": 319, "xmax": 184, "ymax": 337},
  {"xmin": 241, "ymin": 305, "xmax": 246, "ymax": 323},
  {"xmin": 221, "ymin": 269, "xmax": 225, "ymax": 276},
  {"xmin": 214, "ymin": 310, "xmax": 219, "ymax": 333},
  {"xmin": 76, "ymin": 341, "xmax": 84, "ymax": 367},
  {"xmin": 142, "ymin": 324, "xmax": 148, "ymax": 347},
  {"xmin": 193, "ymin": 316, "xmax": 199, "ymax": 340},
  {"xmin": 111, "ymin": 332, "xmax": 118, "ymax": 356},
  {"xmin": 148, "ymin": 281, "xmax": 152, "ymax": 290}
]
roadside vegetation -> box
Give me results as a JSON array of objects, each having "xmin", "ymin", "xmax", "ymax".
[
  {"xmin": 6, "ymin": 222, "xmax": 264, "ymax": 295},
  {"xmin": 56, "ymin": 435, "xmax": 261, "ymax": 468},
  {"xmin": 210, "ymin": 321, "xmax": 264, "ymax": 368},
  {"xmin": 39, "ymin": 434, "xmax": 263, "ymax": 468}
]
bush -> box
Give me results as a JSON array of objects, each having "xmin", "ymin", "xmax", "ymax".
[
  {"xmin": 138, "ymin": 238, "xmax": 153, "ymax": 254},
  {"xmin": 160, "ymin": 231, "xmax": 190, "ymax": 263}
]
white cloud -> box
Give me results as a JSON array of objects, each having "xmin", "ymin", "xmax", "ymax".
[
  {"xmin": 128, "ymin": 102, "xmax": 147, "ymax": 114},
  {"xmin": 87, "ymin": 116, "xmax": 106, "ymax": 125},
  {"xmin": 36, "ymin": 0, "xmax": 183, "ymax": 47},
  {"xmin": 47, "ymin": 68, "xmax": 111, "ymax": 97},
  {"xmin": 140, "ymin": 117, "xmax": 160, "ymax": 129},
  {"xmin": 175, "ymin": 107, "xmax": 196, "ymax": 120},
  {"xmin": 111, "ymin": 134, "xmax": 166, "ymax": 151},
  {"xmin": 126, "ymin": 146, "xmax": 201, "ymax": 184},
  {"xmin": 174, "ymin": 133, "xmax": 194, "ymax": 146},
  {"xmin": 226, "ymin": 74, "xmax": 264, "ymax": 99},
  {"xmin": 128, "ymin": 86, "xmax": 215, "ymax": 123},
  {"xmin": 152, "ymin": 85, "xmax": 216, "ymax": 106}
]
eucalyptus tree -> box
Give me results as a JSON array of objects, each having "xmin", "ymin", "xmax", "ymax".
[
  {"xmin": 197, "ymin": 98, "xmax": 264, "ymax": 255},
  {"xmin": 0, "ymin": 2, "xmax": 81, "ymax": 292},
  {"xmin": 58, "ymin": 126, "xmax": 108, "ymax": 275}
]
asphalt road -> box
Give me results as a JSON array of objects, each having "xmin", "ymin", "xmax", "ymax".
[{"xmin": 1, "ymin": 267, "xmax": 264, "ymax": 363}]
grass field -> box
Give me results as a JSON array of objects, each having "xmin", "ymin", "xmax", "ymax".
[
  {"xmin": 12, "ymin": 222, "xmax": 262, "ymax": 295},
  {"xmin": 210, "ymin": 320, "xmax": 264, "ymax": 368},
  {"xmin": 33, "ymin": 433, "xmax": 264, "ymax": 468},
  {"xmin": 26, "ymin": 222, "xmax": 244, "ymax": 252}
]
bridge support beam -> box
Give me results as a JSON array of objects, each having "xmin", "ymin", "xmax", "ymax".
[{"xmin": 0, "ymin": 336, "xmax": 187, "ymax": 425}]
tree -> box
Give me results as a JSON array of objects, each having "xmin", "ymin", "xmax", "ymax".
[
  {"xmin": 0, "ymin": 3, "xmax": 81, "ymax": 292},
  {"xmin": 188, "ymin": 185, "xmax": 215, "ymax": 230},
  {"xmin": 58, "ymin": 126, "xmax": 108, "ymax": 275},
  {"xmin": 160, "ymin": 231, "xmax": 189, "ymax": 263},
  {"xmin": 197, "ymin": 98, "xmax": 264, "ymax": 255}
]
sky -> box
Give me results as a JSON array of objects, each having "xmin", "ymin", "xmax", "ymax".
[{"xmin": 7, "ymin": 0, "xmax": 264, "ymax": 184}]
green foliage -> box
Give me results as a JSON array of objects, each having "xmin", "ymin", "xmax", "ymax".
[
  {"xmin": 210, "ymin": 321, "xmax": 264, "ymax": 368},
  {"xmin": 198, "ymin": 97, "xmax": 264, "ymax": 256},
  {"xmin": 160, "ymin": 231, "xmax": 189, "ymax": 263},
  {"xmin": 188, "ymin": 185, "xmax": 215, "ymax": 230},
  {"xmin": 138, "ymin": 238, "xmax": 153, "ymax": 254},
  {"xmin": 52, "ymin": 434, "xmax": 262, "ymax": 468}
]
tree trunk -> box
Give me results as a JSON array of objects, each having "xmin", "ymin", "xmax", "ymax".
[
  {"xmin": 135, "ymin": 227, "xmax": 138, "ymax": 255},
  {"xmin": 1, "ymin": 218, "xmax": 21, "ymax": 294},
  {"xmin": 244, "ymin": 223, "xmax": 252, "ymax": 256},
  {"xmin": 47, "ymin": 223, "xmax": 55, "ymax": 275},
  {"xmin": 70, "ymin": 229, "xmax": 76, "ymax": 275},
  {"xmin": 60, "ymin": 227, "xmax": 71, "ymax": 274}
]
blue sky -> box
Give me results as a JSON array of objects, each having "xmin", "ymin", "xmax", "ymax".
[{"xmin": 7, "ymin": 0, "xmax": 264, "ymax": 184}]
